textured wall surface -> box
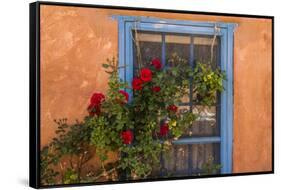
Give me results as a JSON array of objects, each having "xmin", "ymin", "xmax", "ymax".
[{"xmin": 40, "ymin": 5, "xmax": 272, "ymax": 173}]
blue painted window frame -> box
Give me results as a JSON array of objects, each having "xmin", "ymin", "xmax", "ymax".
[{"xmin": 116, "ymin": 15, "xmax": 235, "ymax": 174}]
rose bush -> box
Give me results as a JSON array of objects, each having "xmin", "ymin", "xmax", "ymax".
[{"xmin": 40, "ymin": 55, "xmax": 226, "ymax": 185}]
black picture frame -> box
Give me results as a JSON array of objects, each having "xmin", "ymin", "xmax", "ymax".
[{"xmin": 29, "ymin": 1, "xmax": 274, "ymax": 189}]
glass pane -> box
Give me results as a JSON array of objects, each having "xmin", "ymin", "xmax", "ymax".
[
  {"xmin": 192, "ymin": 91, "xmax": 218, "ymax": 105},
  {"xmin": 186, "ymin": 106, "xmax": 219, "ymax": 137},
  {"xmin": 166, "ymin": 34, "xmax": 190, "ymax": 67},
  {"xmin": 193, "ymin": 36, "xmax": 220, "ymax": 69},
  {"xmin": 180, "ymin": 90, "xmax": 190, "ymax": 104},
  {"xmin": 133, "ymin": 32, "xmax": 162, "ymax": 74},
  {"xmin": 151, "ymin": 143, "xmax": 220, "ymax": 177},
  {"xmin": 189, "ymin": 143, "xmax": 220, "ymax": 175}
]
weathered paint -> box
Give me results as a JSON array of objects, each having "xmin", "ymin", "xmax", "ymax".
[{"xmin": 40, "ymin": 5, "xmax": 272, "ymax": 173}]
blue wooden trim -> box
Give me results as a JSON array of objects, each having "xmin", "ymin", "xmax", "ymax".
[
  {"xmin": 187, "ymin": 36, "xmax": 195, "ymax": 175},
  {"xmin": 189, "ymin": 35, "xmax": 194, "ymax": 110},
  {"xmin": 179, "ymin": 102, "xmax": 192, "ymax": 106},
  {"xmin": 125, "ymin": 23, "xmax": 134, "ymax": 101},
  {"xmin": 220, "ymin": 30, "xmax": 227, "ymax": 174},
  {"xmin": 133, "ymin": 22, "xmax": 224, "ymax": 36},
  {"xmin": 118, "ymin": 17, "xmax": 125, "ymax": 82},
  {"xmin": 117, "ymin": 15, "xmax": 236, "ymax": 175},
  {"xmin": 161, "ymin": 34, "xmax": 166, "ymax": 67},
  {"xmin": 220, "ymin": 25, "xmax": 234, "ymax": 174},
  {"xmin": 113, "ymin": 15, "xmax": 236, "ymax": 29},
  {"xmin": 171, "ymin": 136, "xmax": 221, "ymax": 145},
  {"xmin": 190, "ymin": 35, "xmax": 194, "ymax": 68},
  {"xmin": 226, "ymin": 24, "xmax": 234, "ymax": 173}
]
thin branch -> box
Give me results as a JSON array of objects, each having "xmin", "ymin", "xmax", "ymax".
[{"xmin": 91, "ymin": 167, "xmax": 116, "ymax": 181}]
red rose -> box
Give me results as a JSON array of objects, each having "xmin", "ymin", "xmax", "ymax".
[
  {"xmin": 152, "ymin": 86, "xmax": 161, "ymax": 93},
  {"xmin": 121, "ymin": 130, "xmax": 134, "ymax": 145},
  {"xmin": 167, "ymin": 105, "xmax": 178, "ymax": 112},
  {"xmin": 140, "ymin": 68, "xmax": 152, "ymax": 82},
  {"xmin": 118, "ymin": 90, "xmax": 129, "ymax": 102},
  {"xmin": 132, "ymin": 78, "xmax": 143, "ymax": 90},
  {"xmin": 159, "ymin": 123, "xmax": 169, "ymax": 136},
  {"xmin": 90, "ymin": 92, "xmax": 105, "ymax": 105},
  {"xmin": 88, "ymin": 92, "xmax": 105, "ymax": 116},
  {"xmin": 151, "ymin": 58, "xmax": 162, "ymax": 70}
]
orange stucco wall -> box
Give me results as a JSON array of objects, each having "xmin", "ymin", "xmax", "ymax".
[{"xmin": 40, "ymin": 5, "xmax": 272, "ymax": 173}]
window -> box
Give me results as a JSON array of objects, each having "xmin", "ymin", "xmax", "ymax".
[{"xmin": 116, "ymin": 16, "xmax": 235, "ymax": 175}]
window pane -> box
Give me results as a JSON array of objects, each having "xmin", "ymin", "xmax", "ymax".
[
  {"xmin": 151, "ymin": 143, "xmax": 220, "ymax": 177},
  {"xmin": 165, "ymin": 34, "xmax": 190, "ymax": 67},
  {"xmin": 133, "ymin": 32, "xmax": 162, "ymax": 74},
  {"xmin": 189, "ymin": 143, "xmax": 220, "ymax": 175},
  {"xmin": 194, "ymin": 36, "xmax": 220, "ymax": 69},
  {"xmin": 179, "ymin": 91, "xmax": 190, "ymax": 104},
  {"xmin": 192, "ymin": 91, "xmax": 218, "ymax": 106},
  {"xmin": 164, "ymin": 34, "xmax": 191, "ymax": 104},
  {"xmin": 186, "ymin": 106, "xmax": 219, "ymax": 137}
]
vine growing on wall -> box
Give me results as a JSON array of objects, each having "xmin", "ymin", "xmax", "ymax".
[{"xmin": 40, "ymin": 55, "xmax": 225, "ymax": 185}]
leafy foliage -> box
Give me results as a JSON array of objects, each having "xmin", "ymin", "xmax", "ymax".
[
  {"xmin": 193, "ymin": 62, "xmax": 226, "ymax": 106},
  {"xmin": 40, "ymin": 56, "xmax": 226, "ymax": 185},
  {"xmin": 40, "ymin": 119, "xmax": 93, "ymax": 185}
]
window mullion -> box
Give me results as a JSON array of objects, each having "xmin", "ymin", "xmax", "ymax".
[
  {"xmin": 187, "ymin": 35, "xmax": 195, "ymax": 175},
  {"xmin": 172, "ymin": 136, "xmax": 221, "ymax": 144},
  {"xmin": 161, "ymin": 33, "xmax": 166, "ymax": 67},
  {"xmin": 189, "ymin": 35, "xmax": 194, "ymax": 111},
  {"xmin": 160, "ymin": 33, "xmax": 166, "ymax": 177}
]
